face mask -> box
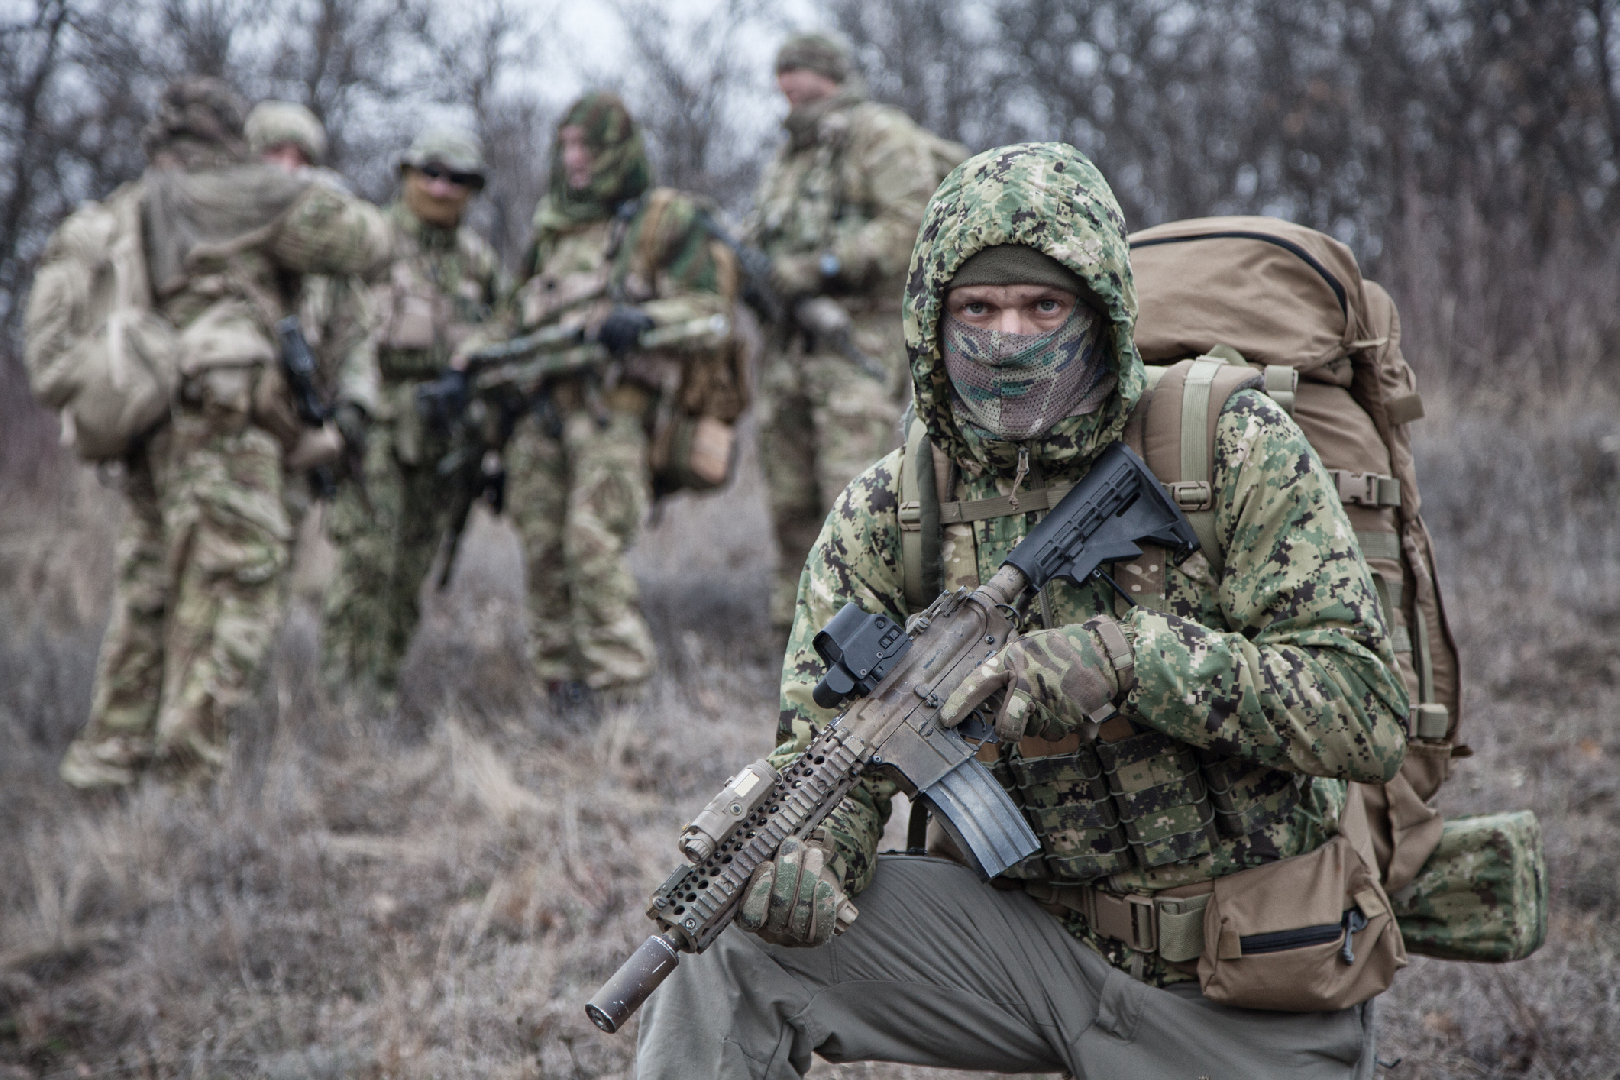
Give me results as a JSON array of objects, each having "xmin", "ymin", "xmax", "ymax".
[{"xmin": 942, "ymin": 306, "xmax": 1114, "ymax": 440}]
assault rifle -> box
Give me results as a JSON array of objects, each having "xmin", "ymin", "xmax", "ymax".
[
  {"xmin": 585, "ymin": 441, "xmax": 1202, "ymax": 1034},
  {"xmin": 416, "ymin": 313, "xmax": 733, "ymax": 589}
]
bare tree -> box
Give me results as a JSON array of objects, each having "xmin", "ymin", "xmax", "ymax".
[{"xmin": 613, "ymin": 0, "xmax": 775, "ymax": 209}]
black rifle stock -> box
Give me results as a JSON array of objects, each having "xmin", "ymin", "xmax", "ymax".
[{"xmin": 585, "ymin": 442, "xmax": 1201, "ymax": 1034}]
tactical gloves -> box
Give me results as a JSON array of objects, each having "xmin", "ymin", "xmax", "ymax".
[
  {"xmin": 770, "ymin": 252, "xmax": 831, "ymax": 299},
  {"xmin": 738, "ymin": 833, "xmax": 858, "ymax": 947},
  {"xmin": 940, "ymin": 615, "xmax": 1136, "ymax": 743},
  {"xmin": 597, "ymin": 306, "xmax": 656, "ymax": 357}
]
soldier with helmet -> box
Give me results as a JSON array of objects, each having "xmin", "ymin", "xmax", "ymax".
[
  {"xmin": 243, "ymin": 100, "xmax": 379, "ymax": 529},
  {"xmin": 319, "ymin": 124, "xmax": 504, "ymax": 708}
]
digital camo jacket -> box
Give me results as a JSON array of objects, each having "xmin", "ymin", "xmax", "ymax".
[{"xmin": 770, "ymin": 143, "xmax": 1410, "ymax": 981}]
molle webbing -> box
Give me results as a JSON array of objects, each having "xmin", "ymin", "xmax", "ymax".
[{"xmin": 996, "ymin": 723, "xmax": 1289, "ymax": 884}]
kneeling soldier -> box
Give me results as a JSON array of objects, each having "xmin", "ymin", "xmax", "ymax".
[{"xmin": 635, "ymin": 143, "xmax": 1409, "ymax": 1077}]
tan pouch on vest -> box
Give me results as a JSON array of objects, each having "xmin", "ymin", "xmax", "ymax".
[{"xmin": 1197, "ymin": 788, "xmax": 1406, "ymax": 1011}]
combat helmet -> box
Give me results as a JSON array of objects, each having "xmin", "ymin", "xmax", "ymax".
[
  {"xmin": 774, "ymin": 31, "xmax": 854, "ymax": 83},
  {"xmin": 244, "ymin": 100, "xmax": 328, "ymax": 165},
  {"xmin": 399, "ymin": 125, "xmax": 487, "ymax": 189}
]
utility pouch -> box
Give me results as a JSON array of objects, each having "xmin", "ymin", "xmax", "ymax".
[
  {"xmin": 650, "ymin": 413, "xmax": 735, "ymax": 492},
  {"xmin": 1197, "ymin": 794, "xmax": 1405, "ymax": 1012},
  {"xmin": 1094, "ymin": 722, "xmax": 1218, "ymax": 868},
  {"xmin": 1389, "ymin": 810, "xmax": 1547, "ymax": 962},
  {"xmin": 1008, "ymin": 734, "xmax": 1133, "ymax": 880}
]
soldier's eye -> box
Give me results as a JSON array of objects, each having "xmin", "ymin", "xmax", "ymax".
[
  {"xmin": 1036, "ymin": 299, "xmax": 1060, "ymax": 313},
  {"xmin": 964, "ymin": 302, "xmax": 988, "ymax": 315}
]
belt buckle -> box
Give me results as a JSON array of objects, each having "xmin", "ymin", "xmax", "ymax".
[{"xmin": 1127, "ymin": 895, "xmax": 1158, "ymax": 953}]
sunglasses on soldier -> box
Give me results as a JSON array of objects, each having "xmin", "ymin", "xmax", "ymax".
[{"xmin": 417, "ymin": 162, "xmax": 485, "ymax": 191}]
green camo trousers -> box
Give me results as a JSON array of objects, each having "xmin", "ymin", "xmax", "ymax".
[
  {"xmin": 758, "ymin": 312, "xmax": 906, "ymax": 631},
  {"xmin": 636, "ymin": 855, "xmax": 1377, "ymax": 1079},
  {"xmin": 61, "ymin": 400, "xmax": 292, "ymax": 789},
  {"xmin": 319, "ymin": 401, "xmax": 452, "ymax": 701},
  {"xmin": 504, "ymin": 404, "xmax": 655, "ymax": 693}
]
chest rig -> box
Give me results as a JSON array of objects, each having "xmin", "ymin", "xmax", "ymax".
[
  {"xmin": 897, "ymin": 356, "xmax": 1305, "ymax": 883},
  {"xmin": 378, "ymin": 217, "xmax": 494, "ymax": 376}
]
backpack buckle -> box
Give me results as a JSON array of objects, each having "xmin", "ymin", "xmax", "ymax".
[
  {"xmin": 1332, "ymin": 470, "xmax": 1402, "ymax": 508},
  {"xmin": 1167, "ymin": 481, "xmax": 1213, "ymax": 512},
  {"xmin": 898, "ymin": 501, "xmax": 922, "ymax": 532}
]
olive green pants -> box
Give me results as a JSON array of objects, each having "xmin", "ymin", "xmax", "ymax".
[{"xmin": 636, "ymin": 856, "xmax": 1376, "ymax": 1079}]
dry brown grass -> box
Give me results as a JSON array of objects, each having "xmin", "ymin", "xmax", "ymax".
[{"xmin": 1, "ymin": 393, "xmax": 1617, "ymax": 1079}]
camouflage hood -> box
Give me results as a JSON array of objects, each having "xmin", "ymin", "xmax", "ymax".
[
  {"xmin": 903, "ymin": 142, "xmax": 1144, "ymax": 482},
  {"xmin": 533, "ymin": 92, "xmax": 651, "ymax": 235}
]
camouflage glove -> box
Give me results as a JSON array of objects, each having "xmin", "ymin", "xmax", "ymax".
[
  {"xmin": 770, "ymin": 253, "xmax": 825, "ymax": 300},
  {"xmin": 597, "ymin": 306, "xmax": 656, "ymax": 357},
  {"xmin": 940, "ymin": 616, "xmax": 1135, "ymax": 742},
  {"xmin": 737, "ymin": 834, "xmax": 858, "ymax": 947}
]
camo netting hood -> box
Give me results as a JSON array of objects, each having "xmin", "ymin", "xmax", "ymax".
[
  {"xmin": 534, "ymin": 92, "xmax": 651, "ymax": 234},
  {"xmin": 142, "ymin": 77, "xmax": 250, "ymax": 170},
  {"xmin": 904, "ymin": 142, "xmax": 1145, "ymax": 480}
]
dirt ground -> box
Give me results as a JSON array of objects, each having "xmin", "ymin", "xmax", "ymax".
[{"xmin": 1, "ymin": 391, "xmax": 1617, "ymax": 1079}]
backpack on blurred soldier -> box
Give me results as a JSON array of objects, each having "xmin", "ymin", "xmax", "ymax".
[
  {"xmin": 624, "ymin": 188, "xmax": 755, "ymax": 499},
  {"xmin": 25, "ymin": 181, "xmax": 181, "ymax": 461},
  {"xmin": 897, "ymin": 215, "xmax": 1546, "ymax": 966}
]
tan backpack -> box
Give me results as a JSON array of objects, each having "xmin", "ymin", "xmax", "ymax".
[
  {"xmin": 24, "ymin": 182, "xmax": 181, "ymax": 460},
  {"xmin": 898, "ymin": 216, "xmax": 1463, "ymax": 898},
  {"xmin": 1127, "ymin": 216, "xmax": 1464, "ymax": 894}
]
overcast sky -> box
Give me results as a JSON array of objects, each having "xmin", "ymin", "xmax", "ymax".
[{"xmin": 499, "ymin": 0, "xmax": 818, "ymax": 142}]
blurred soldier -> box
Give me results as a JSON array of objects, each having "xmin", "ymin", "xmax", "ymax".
[
  {"xmin": 494, "ymin": 92, "xmax": 735, "ymax": 703},
  {"xmin": 244, "ymin": 100, "xmax": 380, "ymax": 529},
  {"xmin": 319, "ymin": 125, "xmax": 503, "ymax": 707},
  {"xmin": 58, "ymin": 77, "xmax": 392, "ymax": 790},
  {"xmin": 747, "ymin": 31, "xmax": 956, "ymax": 632}
]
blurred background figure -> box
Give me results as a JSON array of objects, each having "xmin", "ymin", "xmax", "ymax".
[
  {"xmin": 55, "ymin": 77, "xmax": 392, "ymax": 791},
  {"xmin": 746, "ymin": 31, "xmax": 964, "ymax": 634},
  {"xmin": 497, "ymin": 92, "xmax": 738, "ymax": 705},
  {"xmin": 244, "ymin": 100, "xmax": 381, "ymax": 540},
  {"xmin": 318, "ymin": 125, "xmax": 505, "ymax": 713}
]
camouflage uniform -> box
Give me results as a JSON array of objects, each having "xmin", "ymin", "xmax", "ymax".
[
  {"xmin": 60, "ymin": 79, "xmax": 392, "ymax": 790},
  {"xmin": 243, "ymin": 101, "xmax": 381, "ymax": 528},
  {"xmin": 638, "ymin": 144, "xmax": 1410, "ymax": 1076},
  {"xmin": 748, "ymin": 35, "xmax": 947, "ymax": 629},
  {"xmin": 501, "ymin": 93, "xmax": 733, "ymax": 696},
  {"xmin": 319, "ymin": 128, "xmax": 502, "ymax": 702}
]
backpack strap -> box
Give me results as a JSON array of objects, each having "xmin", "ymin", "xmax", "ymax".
[{"xmin": 1132, "ymin": 355, "xmax": 1264, "ymax": 578}]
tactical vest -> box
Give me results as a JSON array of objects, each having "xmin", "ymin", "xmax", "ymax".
[
  {"xmin": 902, "ymin": 356, "xmax": 1460, "ymax": 903},
  {"xmin": 753, "ymin": 102, "xmax": 967, "ymax": 308},
  {"xmin": 377, "ymin": 211, "xmax": 496, "ymax": 377}
]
